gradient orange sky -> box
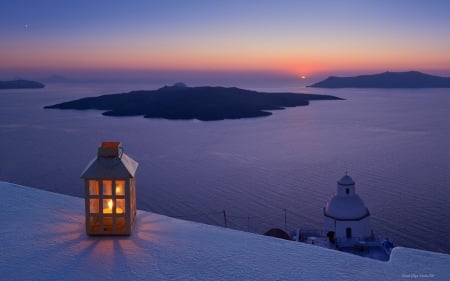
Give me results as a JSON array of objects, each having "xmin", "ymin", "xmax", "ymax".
[{"xmin": 1, "ymin": 0, "xmax": 450, "ymax": 78}]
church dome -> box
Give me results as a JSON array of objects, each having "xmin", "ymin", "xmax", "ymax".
[
  {"xmin": 324, "ymin": 174, "xmax": 370, "ymax": 220},
  {"xmin": 338, "ymin": 174, "xmax": 355, "ymax": 186},
  {"xmin": 325, "ymin": 195, "xmax": 369, "ymax": 220}
]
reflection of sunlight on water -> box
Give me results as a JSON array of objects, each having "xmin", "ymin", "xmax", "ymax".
[{"xmin": 363, "ymin": 126, "xmax": 429, "ymax": 135}]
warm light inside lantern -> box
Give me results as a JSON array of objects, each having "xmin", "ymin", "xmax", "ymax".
[
  {"xmin": 116, "ymin": 180, "xmax": 125, "ymax": 195},
  {"xmin": 102, "ymin": 198, "xmax": 124, "ymax": 214},
  {"xmin": 108, "ymin": 199, "xmax": 113, "ymax": 209}
]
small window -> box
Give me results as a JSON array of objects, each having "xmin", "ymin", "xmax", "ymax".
[
  {"xmin": 116, "ymin": 199, "xmax": 125, "ymax": 214},
  {"xmin": 346, "ymin": 188, "xmax": 349, "ymax": 195},
  {"xmin": 103, "ymin": 199, "xmax": 113, "ymax": 214},
  {"xmin": 103, "ymin": 180, "xmax": 112, "ymax": 195},
  {"xmin": 115, "ymin": 180, "xmax": 125, "ymax": 196},
  {"xmin": 89, "ymin": 180, "xmax": 99, "ymax": 195},
  {"xmin": 89, "ymin": 199, "xmax": 99, "ymax": 213}
]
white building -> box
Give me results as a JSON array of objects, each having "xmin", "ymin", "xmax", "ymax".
[{"xmin": 323, "ymin": 174, "xmax": 372, "ymax": 240}]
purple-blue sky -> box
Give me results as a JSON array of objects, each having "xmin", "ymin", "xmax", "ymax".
[{"xmin": 1, "ymin": 0, "xmax": 450, "ymax": 79}]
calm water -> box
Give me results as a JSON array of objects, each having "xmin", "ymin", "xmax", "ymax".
[{"xmin": 1, "ymin": 81, "xmax": 449, "ymax": 254}]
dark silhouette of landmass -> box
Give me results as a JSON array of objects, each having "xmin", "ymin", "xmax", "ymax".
[
  {"xmin": 0, "ymin": 79, "xmax": 45, "ymax": 89},
  {"xmin": 308, "ymin": 71, "xmax": 450, "ymax": 88},
  {"xmin": 41, "ymin": 75, "xmax": 70, "ymax": 83},
  {"xmin": 44, "ymin": 84, "xmax": 342, "ymax": 121}
]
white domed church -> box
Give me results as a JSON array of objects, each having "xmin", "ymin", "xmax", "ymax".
[{"xmin": 323, "ymin": 174, "xmax": 372, "ymax": 240}]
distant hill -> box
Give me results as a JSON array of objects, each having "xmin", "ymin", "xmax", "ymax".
[
  {"xmin": 41, "ymin": 75, "xmax": 70, "ymax": 83},
  {"xmin": 0, "ymin": 79, "xmax": 45, "ymax": 89},
  {"xmin": 308, "ymin": 71, "xmax": 450, "ymax": 88},
  {"xmin": 44, "ymin": 84, "xmax": 342, "ymax": 121}
]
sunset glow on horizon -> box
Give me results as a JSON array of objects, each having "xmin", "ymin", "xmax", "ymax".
[{"xmin": 1, "ymin": 0, "xmax": 450, "ymax": 79}]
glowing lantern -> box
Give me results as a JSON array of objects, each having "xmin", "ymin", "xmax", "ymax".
[{"xmin": 81, "ymin": 142, "xmax": 138, "ymax": 235}]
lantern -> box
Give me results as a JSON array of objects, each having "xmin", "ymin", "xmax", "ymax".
[{"xmin": 81, "ymin": 142, "xmax": 138, "ymax": 235}]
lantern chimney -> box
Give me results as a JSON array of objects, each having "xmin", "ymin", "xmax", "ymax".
[{"xmin": 98, "ymin": 141, "xmax": 121, "ymax": 157}]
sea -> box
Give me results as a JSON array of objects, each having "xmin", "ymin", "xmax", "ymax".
[{"xmin": 1, "ymin": 79, "xmax": 449, "ymax": 254}]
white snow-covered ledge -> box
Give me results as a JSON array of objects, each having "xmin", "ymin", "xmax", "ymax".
[{"xmin": 0, "ymin": 181, "xmax": 449, "ymax": 281}]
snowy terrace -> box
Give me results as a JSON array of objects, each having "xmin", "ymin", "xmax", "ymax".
[{"xmin": 1, "ymin": 181, "xmax": 449, "ymax": 281}]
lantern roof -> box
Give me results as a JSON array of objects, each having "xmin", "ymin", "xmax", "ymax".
[{"xmin": 81, "ymin": 142, "xmax": 138, "ymax": 179}]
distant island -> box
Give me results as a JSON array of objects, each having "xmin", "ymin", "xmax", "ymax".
[
  {"xmin": 0, "ymin": 79, "xmax": 45, "ymax": 89},
  {"xmin": 308, "ymin": 71, "xmax": 450, "ymax": 88},
  {"xmin": 41, "ymin": 75, "xmax": 70, "ymax": 83},
  {"xmin": 44, "ymin": 84, "xmax": 342, "ymax": 121}
]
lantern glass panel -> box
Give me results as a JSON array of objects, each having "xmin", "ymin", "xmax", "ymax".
[
  {"xmin": 116, "ymin": 199, "xmax": 125, "ymax": 214},
  {"xmin": 115, "ymin": 180, "xmax": 125, "ymax": 195},
  {"xmin": 89, "ymin": 180, "xmax": 99, "ymax": 195},
  {"xmin": 103, "ymin": 199, "xmax": 113, "ymax": 214},
  {"xmin": 89, "ymin": 199, "xmax": 99, "ymax": 213},
  {"xmin": 103, "ymin": 180, "xmax": 112, "ymax": 195}
]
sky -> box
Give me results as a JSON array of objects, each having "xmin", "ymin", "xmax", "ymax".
[{"xmin": 1, "ymin": 0, "xmax": 450, "ymax": 80}]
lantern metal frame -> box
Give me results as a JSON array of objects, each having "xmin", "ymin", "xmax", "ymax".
[{"xmin": 81, "ymin": 142, "xmax": 138, "ymax": 236}]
